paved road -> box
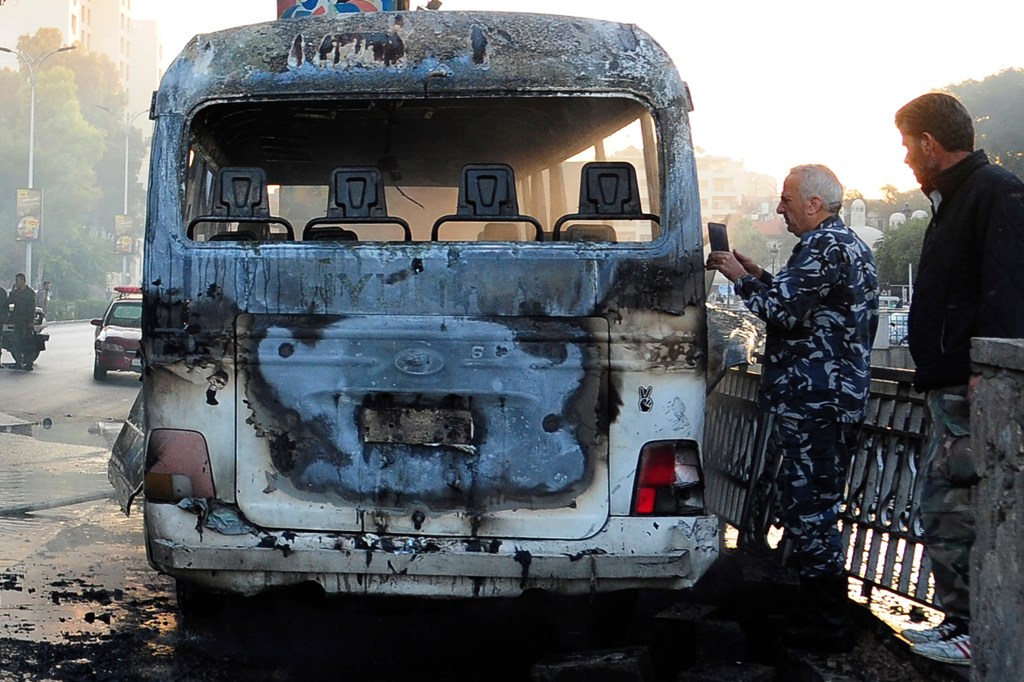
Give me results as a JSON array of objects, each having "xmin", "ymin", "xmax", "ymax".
[
  {"xmin": 0, "ymin": 321, "xmax": 140, "ymax": 577},
  {"xmin": 1, "ymin": 320, "xmax": 140, "ymax": 447}
]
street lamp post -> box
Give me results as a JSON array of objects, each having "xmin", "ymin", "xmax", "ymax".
[
  {"xmin": 0, "ymin": 44, "xmax": 76, "ymax": 282},
  {"xmin": 99, "ymin": 106, "xmax": 149, "ymax": 285}
]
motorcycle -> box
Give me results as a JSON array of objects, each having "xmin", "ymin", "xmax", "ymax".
[{"xmin": 0, "ymin": 304, "xmax": 49, "ymax": 366}]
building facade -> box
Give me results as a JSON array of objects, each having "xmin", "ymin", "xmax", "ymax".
[
  {"xmin": 0, "ymin": 0, "xmax": 161, "ymax": 116},
  {"xmin": 695, "ymin": 153, "xmax": 778, "ymax": 226}
]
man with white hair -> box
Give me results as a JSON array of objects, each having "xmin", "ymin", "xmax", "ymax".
[{"xmin": 706, "ymin": 164, "xmax": 879, "ymax": 652}]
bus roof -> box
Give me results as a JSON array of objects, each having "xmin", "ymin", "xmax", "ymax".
[{"xmin": 155, "ymin": 11, "xmax": 689, "ymax": 116}]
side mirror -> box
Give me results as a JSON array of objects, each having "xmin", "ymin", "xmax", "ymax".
[{"xmin": 90, "ymin": 319, "xmax": 103, "ymax": 326}]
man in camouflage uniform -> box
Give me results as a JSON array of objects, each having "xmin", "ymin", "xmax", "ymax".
[
  {"xmin": 706, "ymin": 164, "xmax": 879, "ymax": 653},
  {"xmin": 894, "ymin": 93, "xmax": 1024, "ymax": 666}
]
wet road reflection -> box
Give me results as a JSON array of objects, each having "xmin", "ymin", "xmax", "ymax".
[{"xmin": 27, "ymin": 418, "xmax": 125, "ymax": 450}]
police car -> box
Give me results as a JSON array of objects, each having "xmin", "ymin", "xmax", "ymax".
[{"xmin": 91, "ymin": 286, "xmax": 142, "ymax": 380}]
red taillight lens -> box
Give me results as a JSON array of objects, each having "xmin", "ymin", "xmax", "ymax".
[
  {"xmin": 144, "ymin": 429, "xmax": 215, "ymax": 502},
  {"xmin": 632, "ymin": 440, "xmax": 704, "ymax": 516},
  {"xmin": 638, "ymin": 444, "xmax": 677, "ymax": 487}
]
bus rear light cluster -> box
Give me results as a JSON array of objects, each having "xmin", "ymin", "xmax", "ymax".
[
  {"xmin": 144, "ymin": 429, "xmax": 216, "ymax": 503},
  {"xmin": 631, "ymin": 440, "xmax": 705, "ymax": 516}
]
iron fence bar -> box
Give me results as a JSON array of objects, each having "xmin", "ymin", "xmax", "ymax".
[{"xmin": 704, "ymin": 364, "xmax": 937, "ymax": 609}]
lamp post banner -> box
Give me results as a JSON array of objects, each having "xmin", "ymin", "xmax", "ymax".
[
  {"xmin": 15, "ymin": 188, "xmax": 41, "ymax": 241},
  {"xmin": 115, "ymin": 214, "xmax": 134, "ymax": 254}
]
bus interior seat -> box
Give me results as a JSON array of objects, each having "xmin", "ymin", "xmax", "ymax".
[
  {"xmin": 307, "ymin": 226, "xmax": 359, "ymax": 241},
  {"xmin": 432, "ymin": 164, "xmax": 543, "ymax": 241},
  {"xmin": 208, "ymin": 230, "xmax": 259, "ymax": 242},
  {"xmin": 262, "ymin": 223, "xmax": 295, "ymax": 241},
  {"xmin": 477, "ymin": 222, "xmax": 527, "ymax": 241},
  {"xmin": 563, "ymin": 224, "xmax": 616, "ymax": 242},
  {"xmin": 553, "ymin": 161, "xmax": 660, "ymax": 241},
  {"xmin": 187, "ymin": 167, "xmax": 294, "ymax": 241},
  {"xmin": 303, "ymin": 167, "xmax": 411, "ymax": 242}
]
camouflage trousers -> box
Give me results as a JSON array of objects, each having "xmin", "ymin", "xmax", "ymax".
[
  {"xmin": 921, "ymin": 386, "xmax": 976, "ymax": 622},
  {"xmin": 771, "ymin": 415, "xmax": 853, "ymax": 579}
]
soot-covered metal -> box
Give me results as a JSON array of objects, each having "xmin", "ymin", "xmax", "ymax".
[{"xmin": 236, "ymin": 314, "xmax": 608, "ymax": 512}]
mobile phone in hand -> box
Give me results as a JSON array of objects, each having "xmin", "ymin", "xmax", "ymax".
[{"xmin": 708, "ymin": 222, "xmax": 729, "ymax": 252}]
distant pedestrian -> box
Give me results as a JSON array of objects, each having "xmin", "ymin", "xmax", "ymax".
[
  {"xmin": 8, "ymin": 273, "xmax": 36, "ymax": 371},
  {"xmin": 895, "ymin": 92, "xmax": 1024, "ymax": 666},
  {"xmin": 705, "ymin": 164, "xmax": 879, "ymax": 653},
  {"xmin": 38, "ymin": 281, "xmax": 51, "ymax": 316},
  {"xmin": 0, "ymin": 284, "xmax": 8, "ymax": 367}
]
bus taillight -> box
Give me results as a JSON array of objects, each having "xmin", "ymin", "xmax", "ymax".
[
  {"xmin": 144, "ymin": 429, "xmax": 216, "ymax": 503},
  {"xmin": 631, "ymin": 441, "xmax": 705, "ymax": 516}
]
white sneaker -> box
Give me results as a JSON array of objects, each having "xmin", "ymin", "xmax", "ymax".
[
  {"xmin": 901, "ymin": 619, "xmax": 964, "ymax": 644},
  {"xmin": 911, "ymin": 633, "xmax": 971, "ymax": 666}
]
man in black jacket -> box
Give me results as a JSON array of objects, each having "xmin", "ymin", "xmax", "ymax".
[
  {"xmin": 895, "ymin": 92, "xmax": 1024, "ymax": 666},
  {"xmin": 8, "ymin": 273, "xmax": 36, "ymax": 371}
]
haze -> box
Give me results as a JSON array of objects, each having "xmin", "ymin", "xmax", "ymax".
[{"xmin": 132, "ymin": 0, "xmax": 1023, "ymax": 199}]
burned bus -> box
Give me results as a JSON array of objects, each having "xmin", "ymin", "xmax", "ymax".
[{"xmin": 109, "ymin": 9, "xmax": 717, "ymax": 610}]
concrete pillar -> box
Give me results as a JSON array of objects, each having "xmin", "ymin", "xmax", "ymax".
[
  {"xmin": 970, "ymin": 338, "xmax": 1024, "ymax": 681},
  {"xmin": 873, "ymin": 311, "xmax": 891, "ymax": 349}
]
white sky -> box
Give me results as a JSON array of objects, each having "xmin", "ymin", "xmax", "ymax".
[{"xmin": 132, "ymin": 0, "xmax": 1024, "ymax": 199}]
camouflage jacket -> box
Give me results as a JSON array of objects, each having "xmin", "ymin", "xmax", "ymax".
[{"xmin": 734, "ymin": 215, "xmax": 879, "ymax": 423}]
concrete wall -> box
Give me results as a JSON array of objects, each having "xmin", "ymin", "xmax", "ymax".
[
  {"xmin": 870, "ymin": 346, "xmax": 914, "ymax": 370},
  {"xmin": 970, "ymin": 338, "xmax": 1024, "ymax": 681}
]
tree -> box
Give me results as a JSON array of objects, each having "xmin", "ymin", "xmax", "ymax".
[
  {"xmin": 880, "ymin": 184, "xmax": 899, "ymax": 206},
  {"xmin": 731, "ymin": 218, "xmax": 770, "ymax": 265},
  {"xmin": 728, "ymin": 217, "xmax": 798, "ymax": 275},
  {"xmin": 873, "ymin": 217, "xmax": 928, "ymax": 291},
  {"xmin": 0, "ymin": 28, "xmax": 135, "ymax": 294},
  {"xmin": 948, "ymin": 69, "xmax": 1024, "ymax": 179}
]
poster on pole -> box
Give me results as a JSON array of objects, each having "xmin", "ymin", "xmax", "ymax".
[
  {"xmin": 114, "ymin": 214, "xmax": 134, "ymax": 254},
  {"xmin": 15, "ymin": 188, "xmax": 42, "ymax": 241}
]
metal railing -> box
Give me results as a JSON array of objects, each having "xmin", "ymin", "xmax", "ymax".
[{"xmin": 704, "ymin": 365, "xmax": 936, "ymax": 607}]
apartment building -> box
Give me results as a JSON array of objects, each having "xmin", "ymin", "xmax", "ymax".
[
  {"xmin": 0, "ymin": 0, "xmax": 161, "ymax": 116},
  {"xmin": 1, "ymin": 0, "xmax": 80, "ymax": 50},
  {"xmin": 696, "ymin": 153, "xmax": 778, "ymax": 226}
]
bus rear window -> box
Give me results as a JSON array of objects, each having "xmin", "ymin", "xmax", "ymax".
[{"xmin": 183, "ymin": 96, "xmax": 660, "ymax": 244}]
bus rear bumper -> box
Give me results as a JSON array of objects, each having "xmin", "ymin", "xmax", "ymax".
[{"xmin": 144, "ymin": 501, "xmax": 719, "ymax": 598}]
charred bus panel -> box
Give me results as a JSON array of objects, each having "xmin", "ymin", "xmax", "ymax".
[{"xmin": 111, "ymin": 10, "xmax": 715, "ymax": 601}]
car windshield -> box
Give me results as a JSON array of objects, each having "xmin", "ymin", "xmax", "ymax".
[{"xmin": 108, "ymin": 301, "xmax": 142, "ymax": 328}]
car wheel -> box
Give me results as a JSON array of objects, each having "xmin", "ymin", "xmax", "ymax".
[{"xmin": 93, "ymin": 361, "xmax": 107, "ymax": 381}]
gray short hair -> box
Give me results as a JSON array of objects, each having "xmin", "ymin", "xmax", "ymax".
[{"xmin": 790, "ymin": 164, "xmax": 843, "ymax": 213}]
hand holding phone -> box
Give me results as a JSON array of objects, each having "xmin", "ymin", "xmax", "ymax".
[{"xmin": 708, "ymin": 222, "xmax": 729, "ymax": 252}]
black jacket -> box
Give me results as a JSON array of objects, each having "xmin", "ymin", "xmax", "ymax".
[
  {"xmin": 909, "ymin": 150, "xmax": 1024, "ymax": 391},
  {"xmin": 8, "ymin": 286, "xmax": 35, "ymax": 325}
]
